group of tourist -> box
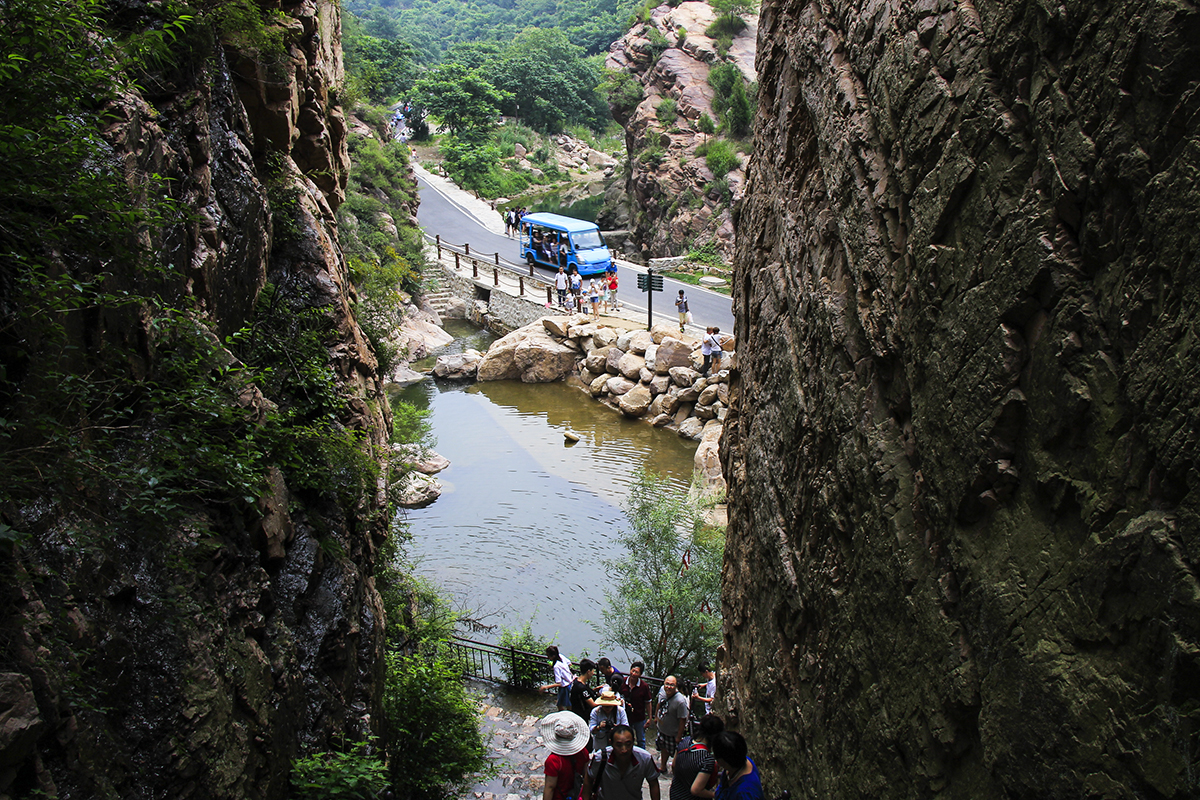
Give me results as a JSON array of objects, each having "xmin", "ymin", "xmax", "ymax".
[
  {"xmin": 554, "ymin": 266, "xmax": 618, "ymax": 318},
  {"xmin": 505, "ymin": 207, "xmax": 529, "ymax": 237},
  {"xmin": 539, "ymin": 651, "xmax": 762, "ymax": 800}
]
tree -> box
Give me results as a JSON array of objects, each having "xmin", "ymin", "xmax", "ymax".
[
  {"xmin": 709, "ymin": 0, "xmax": 758, "ymax": 17},
  {"xmin": 596, "ymin": 470, "xmax": 723, "ymax": 677},
  {"xmin": 413, "ymin": 62, "xmax": 510, "ymax": 135}
]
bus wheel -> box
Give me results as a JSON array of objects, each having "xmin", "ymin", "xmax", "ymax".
[{"xmin": 526, "ymin": 254, "xmax": 536, "ymax": 267}]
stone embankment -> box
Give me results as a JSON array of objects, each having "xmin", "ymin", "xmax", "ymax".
[{"xmin": 436, "ymin": 314, "xmax": 731, "ymax": 497}]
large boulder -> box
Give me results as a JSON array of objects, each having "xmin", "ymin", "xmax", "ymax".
[
  {"xmin": 593, "ymin": 327, "xmax": 618, "ymax": 348},
  {"xmin": 697, "ymin": 384, "xmax": 720, "ymax": 406},
  {"xmin": 441, "ymin": 295, "xmax": 469, "ymax": 319},
  {"xmin": 515, "ymin": 333, "xmax": 579, "ymax": 382},
  {"xmin": 605, "ymin": 346, "xmax": 625, "ymax": 374},
  {"xmin": 694, "ymin": 421, "xmax": 725, "ymax": 497},
  {"xmin": 651, "ymin": 321, "xmax": 680, "ymax": 343},
  {"xmin": 670, "ymin": 366, "xmax": 701, "ymax": 387},
  {"xmin": 656, "ymin": 338, "xmax": 694, "ymax": 373},
  {"xmin": 649, "ymin": 375, "xmax": 672, "ymax": 395},
  {"xmin": 678, "ymin": 417, "xmax": 705, "ymax": 440},
  {"xmin": 395, "ymin": 472, "xmax": 442, "ymax": 508},
  {"xmin": 618, "ymin": 385, "xmax": 654, "ymax": 417},
  {"xmin": 590, "ymin": 373, "xmax": 610, "ymax": 397},
  {"xmin": 432, "ymin": 349, "xmax": 484, "ymax": 380},
  {"xmin": 393, "ymin": 444, "xmax": 450, "ymax": 475},
  {"xmin": 617, "ymin": 352, "xmax": 646, "ymax": 380},
  {"xmin": 543, "ymin": 314, "xmax": 585, "ymax": 338},
  {"xmin": 477, "ymin": 322, "xmax": 578, "ymax": 383},
  {"xmin": 606, "ymin": 376, "xmax": 636, "ymax": 396},
  {"xmin": 399, "ymin": 313, "xmax": 454, "ymax": 359},
  {"xmin": 627, "ymin": 330, "xmax": 655, "ymax": 355},
  {"xmin": 585, "ymin": 346, "xmax": 613, "ymax": 373}
]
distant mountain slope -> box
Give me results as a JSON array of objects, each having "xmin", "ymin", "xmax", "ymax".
[
  {"xmin": 347, "ymin": 0, "xmax": 642, "ymax": 59},
  {"xmin": 602, "ymin": 1, "xmax": 758, "ymax": 260}
]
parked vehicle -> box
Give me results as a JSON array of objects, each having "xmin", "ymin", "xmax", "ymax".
[{"xmin": 519, "ymin": 212, "xmax": 612, "ymax": 276}]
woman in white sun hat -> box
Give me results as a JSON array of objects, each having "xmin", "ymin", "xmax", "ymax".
[{"xmin": 541, "ymin": 710, "xmax": 592, "ymax": 800}]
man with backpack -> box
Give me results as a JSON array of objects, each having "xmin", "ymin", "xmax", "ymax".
[{"xmin": 581, "ymin": 724, "xmax": 660, "ymax": 800}]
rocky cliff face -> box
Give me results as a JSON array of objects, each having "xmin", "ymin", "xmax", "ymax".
[
  {"xmin": 604, "ymin": 1, "xmax": 756, "ymax": 260},
  {"xmin": 723, "ymin": 1, "xmax": 1200, "ymax": 796},
  {"xmin": 0, "ymin": 2, "xmax": 391, "ymax": 798}
]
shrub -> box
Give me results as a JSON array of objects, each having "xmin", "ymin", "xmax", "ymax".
[
  {"xmin": 497, "ymin": 621, "xmax": 553, "ymax": 690},
  {"xmin": 382, "ymin": 651, "xmax": 491, "ymax": 800},
  {"xmin": 291, "ymin": 740, "xmax": 388, "ymax": 800},
  {"xmin": 656, "ymin": 97, "xmax": 678, "ymax": 124},
  {"xmin": 705, "ymin": 139, "xmax": 741, "ymax": 177}
]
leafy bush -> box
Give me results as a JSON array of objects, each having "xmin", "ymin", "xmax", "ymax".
[
  {"xmin": 639, "ymin": 145, "xmax": 667, "ymax": 168},
  {"xmin": 697, "ymin": 113, "xmax": 717, "ymax": 136},
  {"xmin": 656, "ymin": 97, "xmax": 678, "ymax": 124},
  {"xmin": 497, "ymin": 621, "xmax": 554, "ymax": 689},
  {"xmin": 704, "ymin": 138, "xmax": 742, "ymax": 178},
  {"xmin": 382, "ymin": 650, "xmax": 491, "ymax": 800},
  {"xmin": 600, "ymin": 68, "xmax": 644, "ymax": 121},
  {"xmin": 292, "ymin": 740, "xmax": 388, "ymax": 799}
]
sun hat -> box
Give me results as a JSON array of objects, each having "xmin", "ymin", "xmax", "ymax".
[
  {"xmin": 594, "ymin": 690, "xmax": 622, "ymax": 706},
  {"xmin": 540, "ymin": 711, "xmax": 590, "ymax": 756}
]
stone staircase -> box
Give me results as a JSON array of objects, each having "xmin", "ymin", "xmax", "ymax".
[{"xmin": 423, "ymin": 289, "xmax": 456, "ymax": 316}]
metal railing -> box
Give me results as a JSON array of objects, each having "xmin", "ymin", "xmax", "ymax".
[
  {"xmin": 445, "ymin": 635, "xmax": 667, "ymax": 693},
  {"xmin": 425, "ymin": 232, "xmax": 557, "ymax": 304}
]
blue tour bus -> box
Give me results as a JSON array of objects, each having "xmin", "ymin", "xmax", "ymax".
[{"xmin": 519, "ymin": 212, "xmax": 613, "ymax": 276}]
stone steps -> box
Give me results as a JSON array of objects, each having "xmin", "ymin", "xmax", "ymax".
[{"xmin": 424, "ymin": 290, "xmax": 455, "ymax": 314}]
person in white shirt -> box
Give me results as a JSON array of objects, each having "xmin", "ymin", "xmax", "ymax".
[{"xmin": 540, "ymin": 645, "xmax": 574, "ymax": 711}]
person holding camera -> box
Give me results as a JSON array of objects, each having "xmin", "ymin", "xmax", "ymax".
[{"xmin": 589, "ymin": 690, "xmax": 629, "ymax": 752}]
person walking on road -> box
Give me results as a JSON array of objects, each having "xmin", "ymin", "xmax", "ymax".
[
  {"xmin": 555, "ymin": 267, "xmax": 569, "ymax": 309},
  {"xmin": 619, "ymin": 661, "xmax": 653, "ymax": 749},
  {"xmin": 675, "ymin": 290, "xmax": 690, "ymax": 332}
]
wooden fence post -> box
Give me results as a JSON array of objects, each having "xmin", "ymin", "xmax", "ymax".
[{"xmin": 493, "ymin": 267, "xmax": 499, "ymax": 286}]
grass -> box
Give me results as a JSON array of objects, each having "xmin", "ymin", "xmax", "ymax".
[{"xmin": 664, "ymin": 270, "xmax": 732, "ymax": 295}]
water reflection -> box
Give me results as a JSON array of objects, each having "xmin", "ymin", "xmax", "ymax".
[{"xmin": 395, "ymin": 323, "xmax": 697, "ymax": 658}]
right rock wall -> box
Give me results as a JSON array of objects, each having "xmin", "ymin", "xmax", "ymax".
[{"xmin": 722, "ymin": 1, "xmax": 1200, "ymax": 796}]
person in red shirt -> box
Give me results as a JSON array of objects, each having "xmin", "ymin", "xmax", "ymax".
[{"xmin": 542, "ymin": 711, "xmax": 592, "ymax": 800}]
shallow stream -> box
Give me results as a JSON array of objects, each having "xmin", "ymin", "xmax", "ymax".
[{"xmin": 395, "ymin": 321, "xmax": 699, "ymax": 659}]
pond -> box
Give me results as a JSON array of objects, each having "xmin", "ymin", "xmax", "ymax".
[{"xmin": 393, "ymin": 321, "xmax": 699, "ymax": 660}]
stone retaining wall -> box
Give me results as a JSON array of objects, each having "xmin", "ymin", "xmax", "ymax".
[{"xmin": 433, "ymin": 252, "xmax": 553, "ymax": 335}]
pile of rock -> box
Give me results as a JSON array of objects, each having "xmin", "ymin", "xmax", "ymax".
[{"xmin": 452, "ymin": 314, "xmax": 731, "ymax": 495}]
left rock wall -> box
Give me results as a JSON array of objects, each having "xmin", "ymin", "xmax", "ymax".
[{"xmin": 0, "ymin": 1, "xmax": 390, "ymax": 798}]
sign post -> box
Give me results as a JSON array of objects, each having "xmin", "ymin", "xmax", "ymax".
[{"xmin": 636, "ymin": 269, "xmax": 665, "ymax": 331}]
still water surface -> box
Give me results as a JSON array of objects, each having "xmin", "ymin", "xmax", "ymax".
[{"xmin": 395, "ymin": 322, "xmax": 698, "ymax": 658}]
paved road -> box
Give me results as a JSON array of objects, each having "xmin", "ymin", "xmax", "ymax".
[{"xmin": 414, "ymin": 172, "xmax": 735, "ymax": 332}]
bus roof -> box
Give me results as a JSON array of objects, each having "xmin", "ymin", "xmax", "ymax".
[{"xmin": 521, "ymin": 212, "xmax": 599, "ymax": 233}]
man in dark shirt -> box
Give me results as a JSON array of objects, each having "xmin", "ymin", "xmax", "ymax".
[
  {"xmin": 571, "ymin": 658, "xmax": 600, "ymax": 721},
  {"xmin": 618, "ymin": 661, "xmax": 653, "ymax": 749},
  {"xmin": 597, "ymin": 657, "xmax": 625, "ymax": 693}
]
